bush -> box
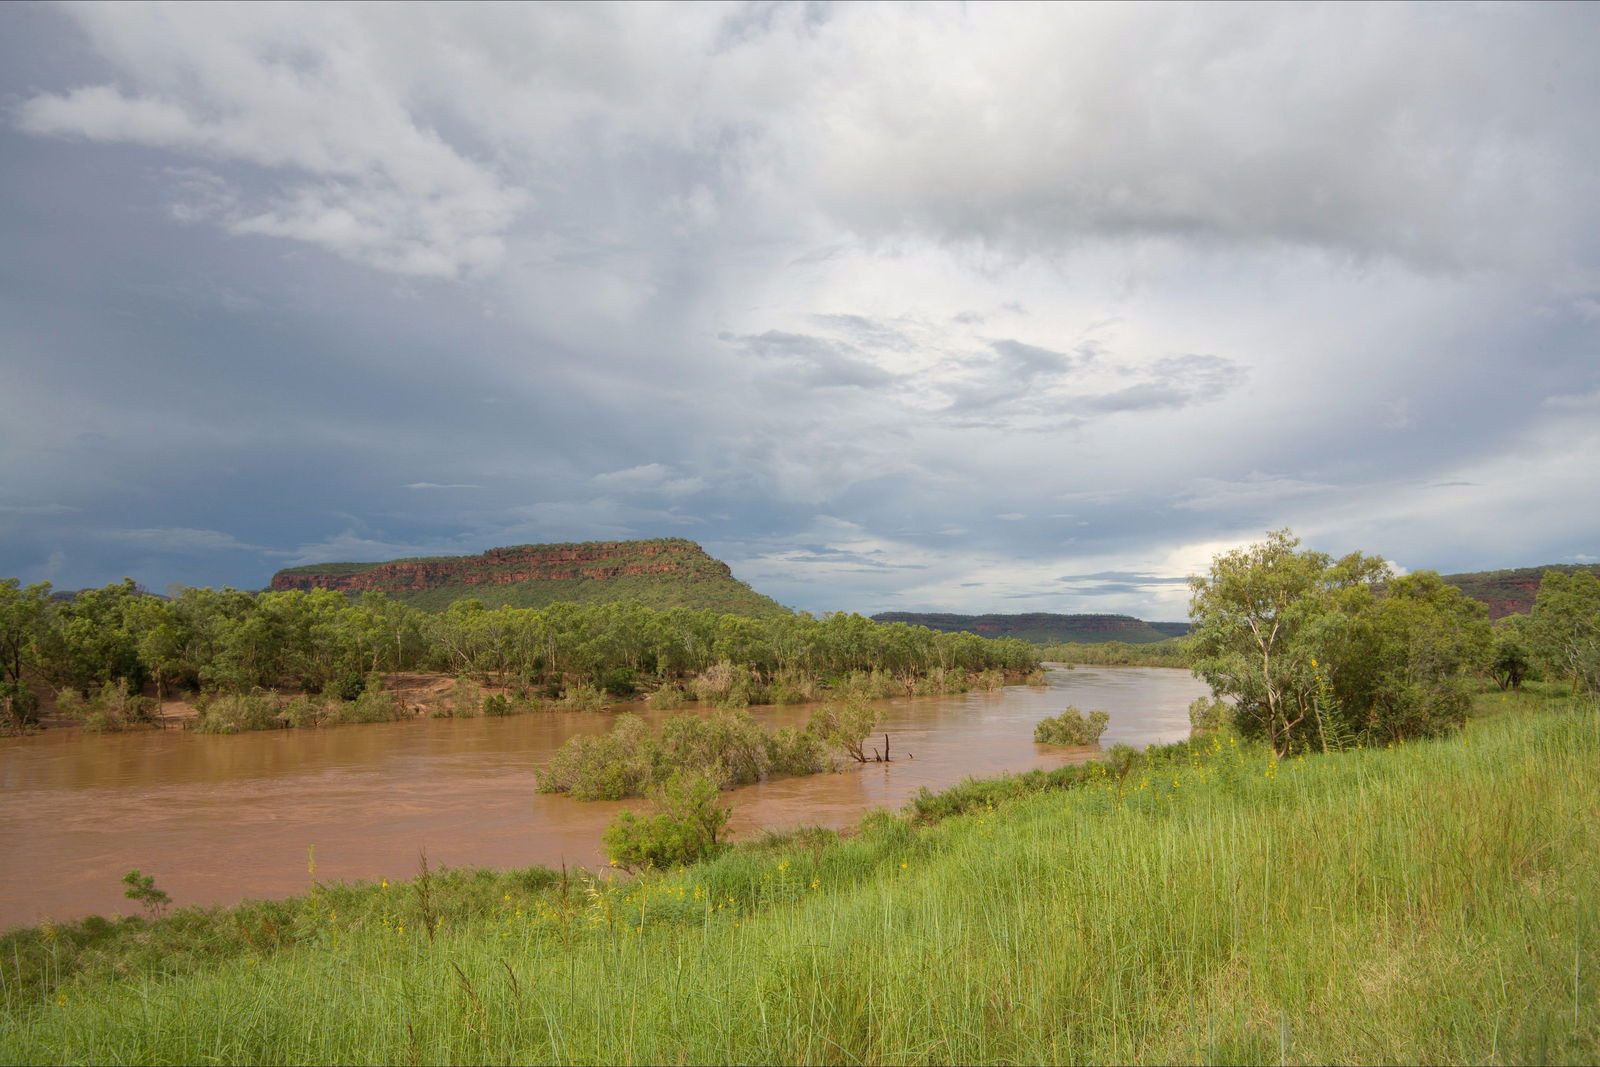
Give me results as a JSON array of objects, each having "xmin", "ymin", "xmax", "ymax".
[
  {"xmin": 325, "ymin": 672, "xmax": 366, "ymax": 702},
  {"xmin": 766, "ymin": 724, "xmax": 831, "ymax": 776},
  {"xmin": 693, "ymin": 660, "xmax": 762, "ymax": 708},
  {"xmin": 602, "ymin": 773, "xmax": 730, "ymax": 870},
  {"xmin": 189, "ymin": 691, "xmax": 281, "ymax": 734},
  {"xmin": 326, "ymin": 679, "xmax": 409, "ymax": 725},
  {"xmin": 449, "ymin": 675, "xmax": 480, "ymax": 718},
  {"xmin": 648, "ymin": 685, "xmax": 686, "ymax": 710},
  {"xmin": 482, "ymin": 694, "xmax": 512, "ymax": 717},
  {"xmin": 1188, "ymin": 696, "xmax": 1232, "ymax": 735},
  {"xmin": 563, "ymin": 684, "xmax": 607, "ymax": 712},
  {"xmin": 538, "ymin": 708, "xmax": 840, "ymax": 800},
  {"xmin": 537, "ymin": 714, "xmax": 660, "ymax": 800},
  {"xmin": 1034, "ymin": 705, "xmax": 1110, "ymax": 746},
  {"xmin": 599, "ymin": 667, "xmax": 638, "ymax": 698},
  {"xmin": 806, "ymin": 696, "xmax": 877, "ymax": 762}
]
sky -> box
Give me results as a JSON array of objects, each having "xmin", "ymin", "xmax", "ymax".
[{"xmin": 1, "ymin": 1, "xmax": 1597, "ymax": 620}]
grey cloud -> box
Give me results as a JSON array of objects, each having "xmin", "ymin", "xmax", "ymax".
[
  {"xmin": 728, "ymin": 330, "xmax": 898, "ymax": 390},
  {"xmin": 1056, "ymin": 571, "xmax": 1190, "ymax": 586},
  {"xmin": 102, "ymin": 528, "xmax": 263, "ymax": 552},
  {"xmin": 809, "ymin": 313, "xmax": 916, "ymax": 352}
]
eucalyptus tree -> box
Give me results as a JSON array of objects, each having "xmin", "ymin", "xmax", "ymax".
[
  {"xmin": 1529, "ymin": 569, "xmax": 1600, "ymax": 694},
  {"xmin": 1188, "ymin": 530, "xmax": 1390, "ymax": 756},
  {"xmin": 0, "ymin": 578, "xmax": 51, "ymax": 726}
]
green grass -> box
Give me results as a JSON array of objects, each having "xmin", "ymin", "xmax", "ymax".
[{"xmin": 4, "ymin": 694, "xmax": 1597, "ymax": 1064}]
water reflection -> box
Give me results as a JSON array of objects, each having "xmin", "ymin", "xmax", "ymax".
[{"xmin": 0, "ymin": 666, "xmax": 1207, "ymax": 930}]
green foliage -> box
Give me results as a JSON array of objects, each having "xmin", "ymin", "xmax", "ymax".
[
  {"xmin": 538, "ymin": 707, "xmax": 837, "ymax": 800},
  {"xmin": 0, "ymin": 574, "xmax": 1039, "ymax": 737},
  {"xmin": 1035, "ymin": 639, "xmax": 1189, "ymax": 667},
  {"xmin": 1490, "ymin": 614, "xmax": 1534, "ymax": 690},
  {"xmin": 120, "ymin": 870, "xmax": 170, "ymax": 919},
  {"xmin": 602, "ymin": 772, "xmax": 731, "ymax": 870},
  {"xmin": 872, "ymin": 610, "xmax": 1188, "ymax": 644},
  {"xmin": 448, "ymin": 675, "xmax": 481, "ymax": 718},
  {"xmin": 805, "ymin": 696, "xmax": 878, "ymax": 763},
  {"xmin": 1187, "ymin": 695, "xmax": 1232, "ymax": 734},
  {"xmin": 1188, "ymin": 530, "xmax": 1489, "ymax": 755},
  {"xmin": 1033, "ymin": 705, "xmax": 1110, "ymax": 745},
  {"xmin": 1528, "ymin": 568, "xmax": 1600, "ymax": 693},
  {"xmin": 188, "ymin": 691, "xmax": 281, "ymax": 734},
  {"xmin": 325, "ymin": 672, "xmax": 366, "ymax": 701},
  {"xmin": 537, "ymin": 714, "xmax": 660, "ymax": 800}
]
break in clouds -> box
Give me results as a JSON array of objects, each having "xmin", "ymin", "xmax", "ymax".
[{"xmin": 1, "ymin": 2, "xmax": 1597, "ymax": 617}]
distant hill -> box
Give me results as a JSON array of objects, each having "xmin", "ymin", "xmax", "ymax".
[
  {"xmin": 1439, "ymin": 563, "xmax": 1600, "ymax": 619},
  {"xmin": 870, "ymin": 612, "xmax": 1189, "ymax": 645},
  {"xmin": 271, "ymin": 538, "xmax": 790, "ymax": 616}
]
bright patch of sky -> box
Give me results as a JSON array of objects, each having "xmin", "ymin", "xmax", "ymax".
[{"xmin": 2, "ymin": 2, "xmax": 1596, "ymax": 618}]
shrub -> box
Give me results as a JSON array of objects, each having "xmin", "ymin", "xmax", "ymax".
[
  {"xmin": 973, "ymin": 668, "xmax": 1006, "ymax": 692},
  {"xmin": 693, "ymin": 660, "xmax": 762, "ymax": 708},
  {"xmin": 766, "ymin": 724, "xmax": 831, "ymax": 775},
  {"xmin": 189, "ymin": 691, "xmax": 281, "ymax": 734},
  {"xmin": 1034, "ymin": 705, "xmax": 1111, "ymax": 746},
  {"xmin": 602, "ymin": 773, "xmax": 730, "ymax": 870},
  {"xmin": 768, "ymin": 668, "xmax": 821, "ymax": 705},
  {"xmin": 325, "ymin": 672, "xmax": 366, "ymax": 702},
  {"xmin": 599, "ymin": 667, "xmax": 638, "ymax": 698},
  {"xmin": 537, "ymin": 714, "xmax": 660, "ymax": 800},
  {"xmin": 482, "ymin": 694, "xmax": 512, "ymax": 717},
  {"xmin": 279, "ymin": 695, "xmax": 326, "ymax": 728},
  {"xmin": 1188, "ymin": 696, "xmax": 1232, "ymax": 735},
  {"xmin": 806, "ymin": 696, "xmax": 877, "ymax": 763},
  {"xmin": 648, "ymin": 685, "xmax": 686, "ymax": 710},
  {"xmin": 538, "ymin": 707, "xmax": 840, "ymax": 800},
  {"xmin": 327, "ymin": 679, "xmax": 409, "ymax": 725},
  {"xmin": 449, "ymin": 675, "xmax": 480, "ymax": 718},
  {"xmin": 563, "ymin": 684, "xmax": 607, "ymax": 712}
]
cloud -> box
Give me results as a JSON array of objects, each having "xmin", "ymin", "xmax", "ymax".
[
  {"xmin": 101, "ymin": 527, "xmax": 262, "ymax": 552},
  {"xmin": 727, "ymin": 330, "xmax": 899, "ymax": 390},
  {"xmin": 403, "ymin": 482, "xmax": 484, "ymax": 490},
  {"xmin": 592, "ymin": 464, "xmax": 706, "ymax": 496},
  {"xmin": 0, "ymin": 502, "xmax": 77, "ymax": 515}
]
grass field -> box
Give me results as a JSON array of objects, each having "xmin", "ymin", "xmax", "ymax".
[{"xmin": 3, "ymin": 688, "xmax": 1596, "ymax": 1064}]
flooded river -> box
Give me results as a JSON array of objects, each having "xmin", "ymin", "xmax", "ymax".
[{"xmin": 0, "ymin": 666, "xmax": 1208, "ymax": 930}]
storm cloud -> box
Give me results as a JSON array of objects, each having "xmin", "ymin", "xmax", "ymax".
[{"xmin": 2, "ymin": 2, "xmax": 1596, "ymax": 618}]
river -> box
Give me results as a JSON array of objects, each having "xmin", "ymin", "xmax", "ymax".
[{"xmin": 0, "ymin": 666, "xmax": 1208, "ymax": 930}]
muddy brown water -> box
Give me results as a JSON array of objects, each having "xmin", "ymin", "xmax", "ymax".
[{"xmin": 0, "ymin": 666, "xmax": 1208, "ymax": 931}]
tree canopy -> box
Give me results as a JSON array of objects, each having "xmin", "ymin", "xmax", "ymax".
[{"xmin": 1188, "ymin": 530, "xmax": 1491, "ymax": 756}]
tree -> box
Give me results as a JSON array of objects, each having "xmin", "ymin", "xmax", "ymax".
[
  {"xmin": 1187, "ymin": 530, "xmax": 1389, "ymax": 757},
  {"xmin": 1489, "ymin": 614, "xmax": 1534, "ymax": 690},
  {"xmin": 1528, "ymin": 569, "xmax": 1600, "ymax": 694},
  {"xmin": 601, "ymin": 772, "xmax": 731, "ymax": 870},
  {"xmin": 1328, "ymin": 571, "xmax": 1491, "ymax": 741},
  {"xmin": 0, "ymin": 578, "xmax": 51, "ymax": 727}
]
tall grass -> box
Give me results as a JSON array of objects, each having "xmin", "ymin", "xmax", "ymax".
[{"xmin": 5, "ymin": 697, "xmax": 1597, "ymax": 1064}]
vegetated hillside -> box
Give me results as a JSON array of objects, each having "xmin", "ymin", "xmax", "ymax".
[
  {"xmin": 871, "ymin": 611, "xmax": 1189, "ymax": 644},
  {"xmin": 271, "ymin": 538, "xmax": 789, "ymax": 617},
  {"xmin": 1440, "ymin": 563, "xmax": 1600, "ymax": 619}
]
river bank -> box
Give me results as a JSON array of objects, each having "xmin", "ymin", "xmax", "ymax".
[
  {"xmin": 0, "ymin": 667, "xmax": 1211, "ymax": 930},
  {"xmin": 5, "ymin": 688, "xmax": 1594, "ymax": 1064}
]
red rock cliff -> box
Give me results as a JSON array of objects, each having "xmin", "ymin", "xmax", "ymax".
[{"xmin": 270, "ymin": 540, "xmax": 728, "ymax": 595}]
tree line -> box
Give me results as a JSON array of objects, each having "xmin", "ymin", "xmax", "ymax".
[
  {"xmin": 0, "ymin": 578, "xmax": 1039, "ymax": 729},
  {"xmin": 1187, "ymin": 529, "xmax": 1600, "ymax": 756}
]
